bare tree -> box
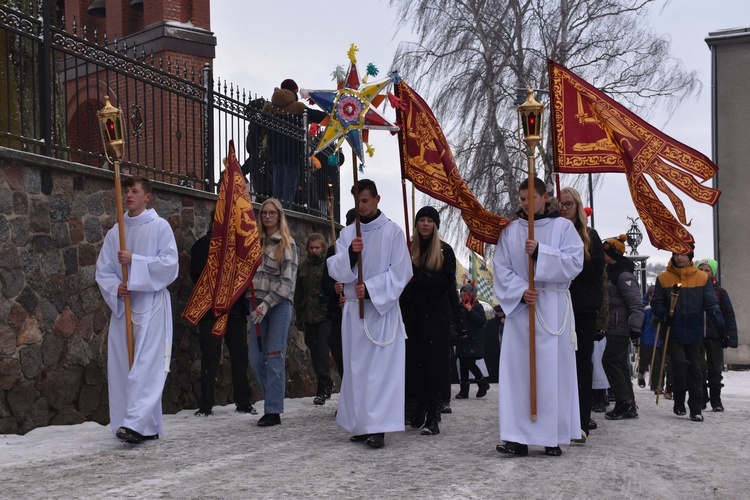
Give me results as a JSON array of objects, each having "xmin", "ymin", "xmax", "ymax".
[{"xmin": 389, "ymin": 0, "xmax": 699, "ymax": 258}]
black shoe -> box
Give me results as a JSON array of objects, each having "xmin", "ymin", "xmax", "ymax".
[
  {"xmin": 673, "ymin": 401, "xmax": 687, "ymax": 416},
  {"xmin": 496, "ymin": 441, "xmax": 528, "ymax": 455},
  {"xmin": 690, "ymin": 413, "xmax": 704, "ymax": 422},
  {"xmin": 592, "ymin": 400, "xmax": 605, "ymax": 413},
  {"xmin": 142, "ymin": 434, "xmax": 159, "ymax": 441},
  {"xmin": 421, "ymin": 414, "xmax": 440, "ymax": 435},
  {"xmin": 366, "ymin": 433, "xmax": 385, "ymax": 448},
  {"xmin": 235, "ymin": 405, "xmax": 258, "ymax": 415},
  {"xmin": 116, "ymin": 426, "xmax": 143, "ymax": 444},
  {"xmin": 439, "ymin": 402, "xmax": 452, "ymax": 414},
  {"xmin": 408, "ymin": 411, "xmax": 426, "ymax": 429},
  {"xmin": 605, "ymin": 401, "xmax": 638, "ymax": 420},
  {"xmin": 350, "ymin": 434, "xmax": 370, "ymax": 442},
  {"xmin": 545, "ymin": 446, "xmax": 563, "ymax": 457},
  {"xmin": 194, "ymin": 409, "xmax": 212, "ymax": 417},
  {"xmin": 455, "ymin": 384, "xmax": 470, "ymax": 399},
  {"xmin": 638, "ymin": 378, "xmax": 646, "ymax": 388},
  {"xmin": 324, "ymin": 384, "xmax": 333, "ymax": 400},
  {"xmin": 476, "ymin": 378, "xmax": 490, "ymax": 398},
  {"xmin": 712, "ymin": 402, "xmax": 724, "ymax": 412},
  {"xmin": 589, "ymin": 418, "xmax": 597, "ymax": 430},
  {"xmin": 313, "ymin": 395, "xmax": 326, "ymax": 405},
  {"xmin": 257, "ymin": 413, "xmax": 281, "ymax": 427}
]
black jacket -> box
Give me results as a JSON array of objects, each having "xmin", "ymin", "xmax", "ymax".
[
  {"xmin": 569, "ymin": 227, "xmax": 605, "ymax": 313},
  {"xmin": 456, "ymin": 301, "xmax": 486, "ymax": 358}
]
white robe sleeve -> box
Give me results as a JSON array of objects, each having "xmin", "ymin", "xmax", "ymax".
[
  {"xmin": 493, "ymin": 226, "xmax": 529, "ymax": 319},
  {"xmin": 127, "ymin": 218, "xmax": 179, "ymax": 292},
  {"xmin": 363, "ymin": 225, "xmax": 413, "ymax": 316},
  {"xmin": 534, "ymin": 221, "xmax": 584, "ymax": 283},
  {"xmin": 327, "ymin": 227, "xmax": 357, "ymax": 284},
  {"xmin": 96, "ymin": 226, "xmax": 125, "ymax": 318}
]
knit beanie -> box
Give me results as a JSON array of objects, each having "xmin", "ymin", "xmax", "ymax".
[
  {"xmin": 280, "ymin": 79, "xmax": 298, "ymax": 92},
  {"xmin": 603, "ymin": 234, "xmax": 627, "ymax": 260},
  {"xmin": 415, "ymin": 206, "xmax": 440, "ymax": 229},
  {"xmin": 460, "ymin": 283, "xmax": 477, "ymax": 295},
  {"xmin": 696, "ymin": 258, "xmax": 718, "ymax": 276}
]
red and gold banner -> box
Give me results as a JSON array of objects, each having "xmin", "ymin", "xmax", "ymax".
[
  {"xmin": 395, "ymin": 81, "xmax": 510, "ymax": 256},
  {"xmin": 182, "ymin": 140, "xmax": 262, "ymax": 336},
  {"xmin": 548, "ymin": 59, "xmax": 720, "ymax": 254}
]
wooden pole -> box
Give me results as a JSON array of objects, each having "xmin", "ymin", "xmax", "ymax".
[
  {"xmin": 648, "ymin": 324, "xmax": 661, "ymax": 389},
  {"xmin": 656, "ymin": 284, "xmax": 681, "ymax": 405},
  {"xmin": 351, "ymin": 151, "xmax": 364, "ymax": 319},
  {"xmin": 526, "ymin": 153, "xmax": 537, "ymax": 421},
  {"xmin": 113, "ymin": 161, "xmax": 134, "ymax": 369}
]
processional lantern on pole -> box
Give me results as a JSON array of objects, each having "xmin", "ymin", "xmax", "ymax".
[
  {"xmin": 626, "ymin": 216, "xmax": 643, "ymax": 256},
  {"xmin": 97, "ymin": 96, "xmax": 135, "ymax": 369},
  {"xmin": 517, "ymin": 89, "xmax": 545, "ymax": 421}
]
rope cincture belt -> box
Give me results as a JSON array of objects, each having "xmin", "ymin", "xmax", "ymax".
[
  {"xmin": 346, "ymin": 297, "xmax": 399, "ymax": 346},
  {"xmin": 534, "ymin": 287, "xmax": 577, "ymax": 347}
]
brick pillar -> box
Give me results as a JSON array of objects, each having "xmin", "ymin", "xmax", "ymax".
[{"xmin": 105, "ymin": 0, "xmax": 144, "ymax": 40}]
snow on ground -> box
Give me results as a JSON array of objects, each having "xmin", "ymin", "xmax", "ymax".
[{"xmin": 2, "ymin": 370, "xmax": 749, "ymax": 499}]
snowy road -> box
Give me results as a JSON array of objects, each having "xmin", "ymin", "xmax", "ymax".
[{"xmin": 2, "ymin": 371, "xmax": 749, "ymax": 498}]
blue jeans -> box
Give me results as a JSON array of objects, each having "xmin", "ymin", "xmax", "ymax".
[
  {"xmin": 248, "ymin": 299, "xmax": 291, "ymax": 414},
  {"xmin": 272, "ymin": 164, "xmax": 298, "ymax": 206}
]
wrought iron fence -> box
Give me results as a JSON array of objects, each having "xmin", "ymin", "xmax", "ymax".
[{"xmin": 0, "ymin": 1, "xmax": 339, "ymax": 219}]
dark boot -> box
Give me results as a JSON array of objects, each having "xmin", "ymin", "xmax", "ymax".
[
  {"xmin": 710, "ymin": 388, "xmax": 724, "ymax": 412},
  {"xmin": 476, "ymin": 377, "xmax": 490, "ymax": 398},
  {"xmin": 605, "ymin": 400, "xmax": 638, "ymax": 420},
  {"xmin": 420, "ymin": 411, "xmax": 440, "ymax": 435},
  {"xmin": 455, "ymin": 383, "xmax": 470, "ymax": 399},
  {"xmin": 592, "ymin": 389, "xmax": 607, "ymax": 413}
]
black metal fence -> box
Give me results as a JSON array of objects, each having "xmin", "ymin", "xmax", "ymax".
[{"xmin": 0, "ymin": 1, "xmax": 339, "ymax": 219}]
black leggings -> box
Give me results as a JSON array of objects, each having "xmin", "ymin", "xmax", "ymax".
[{"xmin": 459, "ymin": 357, "xmax": 483, "ymax": 383}]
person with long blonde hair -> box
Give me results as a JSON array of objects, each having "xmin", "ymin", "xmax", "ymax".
[
  {"xmin": 400, "ymin": 206, "xmax": 465, "ymax": 436},
  {"xmin": 558, "ymin": 187, "xmax": 605, "ymax": 441},
  {"xmin": 248, "ymin": 198, "xmax": 298, "ymax": 427}
]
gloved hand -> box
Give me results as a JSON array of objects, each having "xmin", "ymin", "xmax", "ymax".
[
  {"xmin": 595, "ymin": 331, "xmax": 606, "ymax": 342},
  {"xmin": 251, "ymin": 303, "xmax": 268, "ymax": 324},
  {"xmin": 718, "ymin": 328, "xmax": 729, "ymax": 348}
]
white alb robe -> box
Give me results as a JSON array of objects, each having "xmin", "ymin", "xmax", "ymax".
[
  {"xmin": 96, "ymin": 208, "xmax": 179, "ymax": 438},
  {"xmin": 327, "ymin": 212, "xmax": 412, "ymax": 435},
  {"xmin": 493, "ymin": 215, "xmax": 583, "ymax": 447}
]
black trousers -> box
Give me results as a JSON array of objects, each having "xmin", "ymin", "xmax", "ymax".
[
  {"xmin": 328, "ymin": 316, "xmax": 344, "ymax": 379},
  {"xmin": 198, "ymin": 315, "xmax": 252, "ymax": 411},
  {"xmin": 574, "ymin": 311, "xmax": 596, "ymax": 434},
  {"xmin": 458, "ymin": 357, "xmax": 484, "ymax": 384},
  {"xmin": 602, "ymin": 335, "xmax": 634, "ymax": 403},
  {"xmin": 703, "ymin": 338, "xmax": 724, "ymax": 395},
  {"xmin": 668, "ymin": 340, "xmax": 705, "ymax": 413},
  {"xmin": 406, "ymin": 329, "xmax": 451, "ymax": 415},
  {"xmin": 303, "ymin": 320, "xmax": 333, "ymax": 395}
]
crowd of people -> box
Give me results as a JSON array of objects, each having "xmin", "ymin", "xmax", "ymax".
[{"xmin": 96, "ymin": 85, "xmax": 737, "ymax": 450}]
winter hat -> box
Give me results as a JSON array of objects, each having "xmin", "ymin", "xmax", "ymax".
[
  {"xmin": 280, "ymin": 79, "xmax": 298, "ymax": 92},
  {"xmin": 460, "ymin": 283, "xmax": 477, "ymax": 295},
  {"xmin": 493, "ymin": 304, "xmax": 504, "ymax": 314},
  {"xmin": 696, "ymin": 258, "xmax": 718, "ymax": 276},
  {"xmin": 415, "ymin": 206, "xmax": 440, "ymax": 229},
  {"xmin": 345, "ymin": 208, "xmax": 356, "ymax": 225},
  {"xmin": 602, "ymin": 234, "xmax": 627, "ymax": 261}
]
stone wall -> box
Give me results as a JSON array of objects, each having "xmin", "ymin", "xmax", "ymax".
[{"xmin": 0, "ymin": 147, "xmax": 339, "ymax": 434}]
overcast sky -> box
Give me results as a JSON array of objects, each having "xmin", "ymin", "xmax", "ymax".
[{"xmin": 210, "ymin": 0, "xmax": 746, "ymax": 265}]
